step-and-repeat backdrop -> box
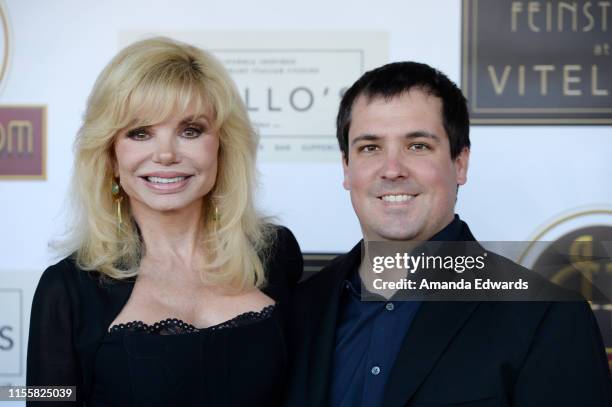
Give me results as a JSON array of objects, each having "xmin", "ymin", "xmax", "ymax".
[{"xmin": 1, "ymin": 0, "xmax": 610, "ymax": 396}]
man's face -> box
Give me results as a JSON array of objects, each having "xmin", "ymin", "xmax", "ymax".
[{"xmin": 343, "ymin": 89, "xmax": 469, "ymax": 242}]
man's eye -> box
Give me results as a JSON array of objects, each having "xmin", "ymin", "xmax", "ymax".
[
  {"xmin": 126, "ymin": 128, "xmax": 150, "ymax": 140},
  {"xmin": 182, "ymin": 126, "xmax": 204, "ymax": 138},
  {"xmin": 359, "ymin": 144, "xmax": 379, "ymax": 153},
  {"xmin": 409, "ymin": 143, "xmax": 429, "ymax": 151}
]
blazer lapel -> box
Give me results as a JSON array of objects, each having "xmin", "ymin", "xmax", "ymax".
[
  {"xmin": 383, "ymin": 221, "xmax": 481, "ymax": 407},
  {"xmin": 382, "ymin": 300, "xmax": 479, "ymax": 407},
  {"xmin": 308, "ymin": 242, "xmax": 362, "ymax": 407}
]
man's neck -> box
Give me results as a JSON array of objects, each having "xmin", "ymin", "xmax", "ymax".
[{"xmin": 356, "ymin": 215, "xmax": 462, "ymax": 299}]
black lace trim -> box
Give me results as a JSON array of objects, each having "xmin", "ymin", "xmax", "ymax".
[{"xmin": 109, "ymin": 304, "xmax": 275, "ymax": 335}]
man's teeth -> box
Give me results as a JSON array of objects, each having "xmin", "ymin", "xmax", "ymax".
[
  {"xmin": 146, "ymin": 176, "xmax": 186, "ymax": 184},
  {"xmin": 382, "ymin": 194, "xmax": 413, "ymax": 202}
]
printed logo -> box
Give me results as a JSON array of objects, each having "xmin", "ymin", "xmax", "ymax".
[
  {"xmin": 462, "ymin": 0, "xmax": 612, "ymax": 124},
  {"xmin": 0, "ymin": 4, "xmax": 46, "ymax": 180},
  {"xmin": 0, "ymin": 1, "xmax": 9, "ymax": 91},
  {"xmin": 520, "ymin": 209, "xmax": 612, "ymax": 369},
  {"xmin": 0, "ymin": 106, "xmax": 46, "ymax": 179}
]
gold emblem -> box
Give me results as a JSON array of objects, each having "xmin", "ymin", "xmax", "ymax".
[
  {"xmin": 520, "ymin": 209, "xmax": 612, "ymax": 369},
  {"xmin": 0, "ymin": 1, "xmax": 10, "ymax": 91}
]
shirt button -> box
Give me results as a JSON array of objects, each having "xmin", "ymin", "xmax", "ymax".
[
  {"xmin": 385, "ymin": 303, "xmax": 394, "ymax": 311},
  {"xmin": 371, "ymin": 366, "xmax": 381, "ymax": 375}
]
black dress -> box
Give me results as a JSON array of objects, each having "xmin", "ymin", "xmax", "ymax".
[{"xmin": 27, "ymin": 226, "xmax": 303, "ymax": 407}]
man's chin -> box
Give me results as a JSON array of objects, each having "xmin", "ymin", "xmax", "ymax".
[{"xmin": 366, "ymin": 227, "xmax": 420, "ymax": 242}]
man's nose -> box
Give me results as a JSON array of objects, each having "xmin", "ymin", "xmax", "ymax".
[
  {"xmin": 381, "ymin": 150, "xmax": 406, "ymax": 180},
  {"xmin": 152, "ymin": 135, "xmax": 178, "ymax": 165}
]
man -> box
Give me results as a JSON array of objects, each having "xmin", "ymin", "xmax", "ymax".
[{"xmin": 285, "ymin": 62, "xmax": 610, "ymax": 406}]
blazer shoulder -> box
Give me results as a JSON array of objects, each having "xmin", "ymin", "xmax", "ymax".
[
  {"xmin": 474, "ymin": 251, "xmax": 599, "ymax": 346},
  {"xmin": 294, "ymin": 247, "xmax": 356, "ymax": 303}
]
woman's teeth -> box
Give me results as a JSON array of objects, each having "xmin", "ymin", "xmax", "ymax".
[{"xmin": 146, "ymin": 176, "xmax": 186, "ymax": 184}]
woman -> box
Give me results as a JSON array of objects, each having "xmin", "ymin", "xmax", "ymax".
[{"xmin": 27, "ymin": 37, "xmax": 302, "ymax": 406}]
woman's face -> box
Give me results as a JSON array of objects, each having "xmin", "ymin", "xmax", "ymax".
[{"xmin": 113, "ymin": 106, "xmax": 219, "ymax": 215}]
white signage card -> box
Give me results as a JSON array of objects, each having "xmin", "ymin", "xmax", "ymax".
[
  {"xmin": 0, "ymin": 289, "xmax": 21, "ymax": 376},
  {"xmin": 120, "ymin": 31, "xmax": 388, "ymax": 161},
  {"xmin": 0, "ymin": 271, "xmax": 42, "ymax": 383}
]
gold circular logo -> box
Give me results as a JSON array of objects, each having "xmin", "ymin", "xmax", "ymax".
[
  {"xmin": 520, "ymin": 209, "xmax": 612, "ymax": 369},
  {"xmin": 0, "ymin": 2, "xmax": 10, "ymax": 90}
]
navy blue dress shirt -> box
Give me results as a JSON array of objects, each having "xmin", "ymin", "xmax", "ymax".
[{"xmin": 330, "ymin": 215, "xmax": 463, "ymax": 407}]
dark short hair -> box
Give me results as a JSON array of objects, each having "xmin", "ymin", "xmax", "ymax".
[{"xmin": 336, "ymin": 61, "xmax": 470, "ymax": 161}]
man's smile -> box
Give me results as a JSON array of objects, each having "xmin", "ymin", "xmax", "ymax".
[{"xmin": 378, "ymin": 193, "xmax": 417, "ymax": 203}]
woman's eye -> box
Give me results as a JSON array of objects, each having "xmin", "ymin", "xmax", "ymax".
[
  {"xmin": 126, "ymin": 128, "xmax": 150, "ymax": 140},
  {"xmin": 182, "ymin": 126, "xmax": 204, "ymax": 138}
]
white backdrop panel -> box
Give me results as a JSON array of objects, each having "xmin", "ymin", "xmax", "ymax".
[{"xmin": 0, "ymin": 0, "xmax": 610, "ymax": 390}]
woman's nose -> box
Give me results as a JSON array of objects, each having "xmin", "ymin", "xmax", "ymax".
[{"xmin": 152, "ymin": 135, "xmax": 178, "ymax": 165}]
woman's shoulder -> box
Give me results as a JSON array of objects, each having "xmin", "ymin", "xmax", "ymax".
[
  {"xmin": 268, "ymin": 224, "xmax": 299, "ymax": 250},
  {"xmin": 36, "ymin": 256, "xmax": 130, "ymax": 300},
  {"xmin": 31, "ymin": 257, "xmax": 85, "ymax": 316},
  {"xmin": 34, "ymin": 256, "xmax": 134, "ymax": 323},
  {"xmin": 36, "ymin": 256, "xmax": 82, "ymax": 291},
  {"xmin": 263, "ymin": 224, "xmax": 303, "ymax": 289},
  {"xmin": 265, "ymin": 224, "xmax": 302, "ymax": 264}
]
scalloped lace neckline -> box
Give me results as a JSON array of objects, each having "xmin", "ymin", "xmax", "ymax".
[{"xmin": 108, "ymin": 304, "xmax": 276, "ymax": 335}]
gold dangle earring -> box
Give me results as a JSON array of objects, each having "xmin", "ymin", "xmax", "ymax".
[
  {"xmin": 212, "ymin": 205, "xmax": 220, "ymax": 234},
  {"xmin": 111, "ymin": 178, "xmax": 124, "ymax": 228}
]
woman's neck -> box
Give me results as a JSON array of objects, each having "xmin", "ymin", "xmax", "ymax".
[{"xmin": 130, "ymin": 199, "xmax": 208, "ymax": 274}]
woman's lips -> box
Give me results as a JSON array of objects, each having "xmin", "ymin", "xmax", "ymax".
[{"xmin": 141, "ymin": 175, "xmax": 192, "ymax": 192}]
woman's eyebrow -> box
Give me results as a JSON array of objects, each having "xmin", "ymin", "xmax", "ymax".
[{"xmin": 178, "ymin": 115, "xmax": 209, "ymax": 126}]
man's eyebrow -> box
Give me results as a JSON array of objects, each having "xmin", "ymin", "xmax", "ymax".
[
  {"xmin": 351, "ymin": 134, "xmax": 380, "ymax": 146},
  {"xmin": 350, "ymin": 131, "xmax": 440, "ymax": 146},
  {"xmin": 405, "ymin": 131, "xmax": 440, "ymax": 141}
]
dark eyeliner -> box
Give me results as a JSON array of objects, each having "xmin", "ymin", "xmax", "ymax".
[{"xmin": 126, "ymin": 127, "xmax": 149, "ymax": 140}]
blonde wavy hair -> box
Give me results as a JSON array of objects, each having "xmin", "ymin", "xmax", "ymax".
[{"xmin": 61, "ymin": 36, "xmax": 274, "ymax": 290}]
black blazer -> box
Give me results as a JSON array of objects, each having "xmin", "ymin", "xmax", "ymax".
[
  {"xmin": 27, "ymin": 226, "xmax": 303, "ymax": 405},
  {"xmin": 285, "ymin": 222, "xmax": 611, "ymax": 406}
]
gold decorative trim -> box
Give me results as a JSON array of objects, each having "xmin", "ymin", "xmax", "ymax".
[
  {"xmin": 517, "ymin": 209, "xmax": 612, "ymax": 264},
  {"xmin": 0, "ymin": 1, "xmax": 9, "ymax": 88}
]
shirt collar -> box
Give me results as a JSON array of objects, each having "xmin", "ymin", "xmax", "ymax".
[{"xmin": 429, "ymin": 214, "xmax": 462, "ymax": 242}]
